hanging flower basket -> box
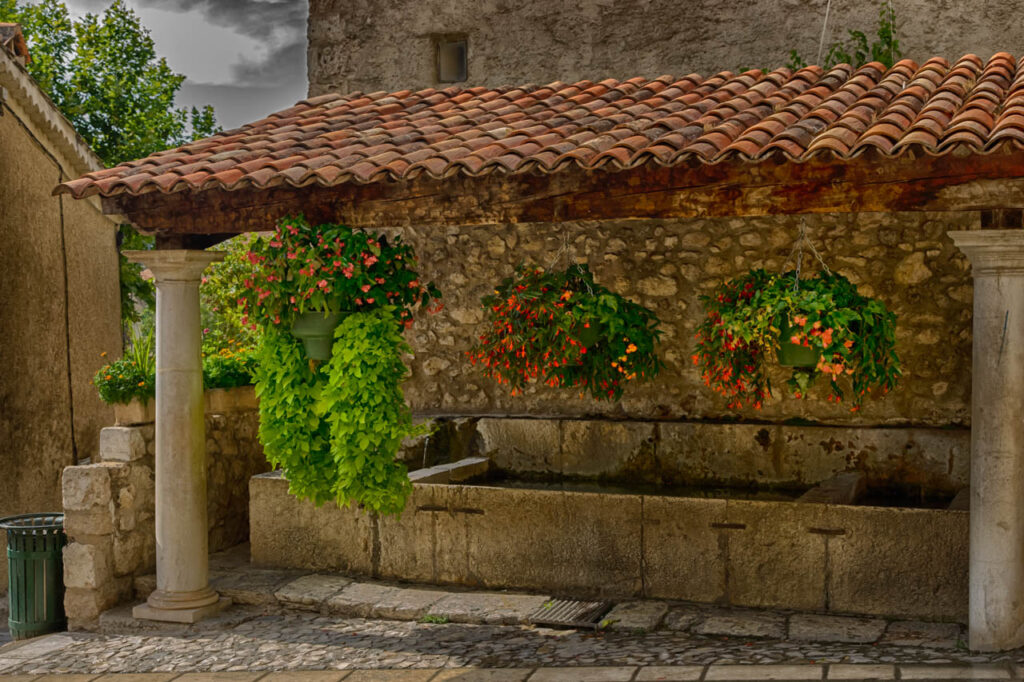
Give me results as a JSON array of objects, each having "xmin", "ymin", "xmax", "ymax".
[
  {"xmin": 693, "ymin": 268, "xmax": 901, "ymax": 410},
  {"xmin": 242, "ymin": 216, "xmax": 441, "ymax": 360},
  {"xmin": 469, "ymin": 264, "xmax": 663, "ymax": 401}
]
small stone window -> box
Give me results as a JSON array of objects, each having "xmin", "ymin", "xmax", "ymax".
[{"xmin": 436, "ymin": 36, "xmax": 468, "ymax": 83}]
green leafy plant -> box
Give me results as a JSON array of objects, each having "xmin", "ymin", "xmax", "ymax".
[
  {"xmin": 418, "ymin": 614, "xmax": 449, "ymax": 624},
  {"xmin": 788, "ymin": 2, "xmax": 901, "ymax": 70},
  {"xmin": 243, "ymin": 215, "xmax": 441, "ymax": 330},
  {"xmin": 203, "ymin": 346, "xmax": 257, "ymax": 390},
  {"xmin": 202, "ymin": 234, "xmax": 262, "ymax": 356},
  {"xmin": 693, "ymin": 269, "xmax": 900, "ymax": 410},
  {"xmin": 469, "ymin": 264, "xmax": 663, "ymax": 401},
  {"xmin": 93, "ymin": 326, "xmax": 154, "ymax": 404},
  {"xmin": 254, "ymin": 308, "xmax": 425, "ymax": 514}
]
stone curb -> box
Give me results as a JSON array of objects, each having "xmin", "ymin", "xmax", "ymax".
[{"xmin": 0, "ymin": 662, "xmax": 1021, "ymax": 681}]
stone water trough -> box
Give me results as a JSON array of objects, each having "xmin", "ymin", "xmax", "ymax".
[{"xmin": 250, "ymin": 443, "xmax": 969, "ymax": 622}]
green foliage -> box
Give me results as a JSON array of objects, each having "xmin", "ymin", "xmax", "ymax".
[
  {"xmin": 254, "ymin": 309, "xmax": 424, "ymax": 515},
  {"xmin": 693, "ymin": 269, "xmax": 901, "ymax": 410},
  {"xmin": 0, "ymin": 0, "xmax": 221, "ymax": 326},
  {"xmin": 789, "ymin": 3, "xmax": 901, "ymax": 70},
  {"xmin": 93, "ymin": 325, "xmax": 153, "ymax": 404},
  {"xmin": 418, "ymin": 614, "xmax": 449, "ymax": 624},
  {"xmin": 203, "ymin": 346, "xmax": 257, "ymax": 390},
  {"xmin": 243, "ymin": 215, "xmax": 441, "ymax": 330},
  {"xmin": 469, "ymin": 264, "xmax": 663, "ymax": 401},
  {"xmin": 202, "ymin": 234, "xmax": 262, "ymax": 356}
]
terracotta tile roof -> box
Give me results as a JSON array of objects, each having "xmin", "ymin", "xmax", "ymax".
[{"xmin": 57, "ymin": 52, "xmax": 1024, "ymax": 200}]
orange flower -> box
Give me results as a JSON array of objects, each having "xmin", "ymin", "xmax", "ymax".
[
  {"xmin": 100, "ymin": 351, "xmax": 107, "ymax": 357},
  {"xmin": 626, "ymin": 343, "xmax": 638, "ymax": 353}
]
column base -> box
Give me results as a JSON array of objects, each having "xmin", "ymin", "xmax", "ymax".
[{"xmin": 133, "ymin": 597, "xmax": 231, "ymax": 624}]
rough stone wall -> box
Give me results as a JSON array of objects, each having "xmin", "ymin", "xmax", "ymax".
[
  {"xmin": 398, "ymin": 211, "xmax": 975, "ymax": 428},
  {"xmin": 0, "ymin": 103, "xmax": 119, "ymax": 596},
  {"xmin": 61, "ymin": 389, "xmax": 270, "ymax": 629},
  {"xmin": 308, "ymin": 0, "xmax": 1024, "ymax": 96}
]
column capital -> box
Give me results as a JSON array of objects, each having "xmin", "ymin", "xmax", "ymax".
[
  {"xmin": 124, "ymin": 249, "xmax": 224, "ymax": 283},
  {"xmin": 949, "ymin": 230, "xmax": 1024, "ymax": 276}
]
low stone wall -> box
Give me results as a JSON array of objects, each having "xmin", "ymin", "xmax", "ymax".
[
  {"xmin": 61, "ymin": 387, "xmax": 269, "ymax": 629},
  {"xmin": 475, "ymin": 418, "xmax": 971, "ymax": 495},
  {"xmin": 250, "ymin": 472, "xmax": 969, "ymax": 621}
]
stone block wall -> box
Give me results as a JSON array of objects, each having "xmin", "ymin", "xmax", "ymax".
[
  {"xmin": 397, "ymin": 212, "xmax": 976, "ymax": 427},
  {"xmin": 61, "ymin": 388, "xmax": 270, "ymax": 629}
]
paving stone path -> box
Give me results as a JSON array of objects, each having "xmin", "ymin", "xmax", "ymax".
[{"xmin": 2, "ymin": 545, "xmax": 1023, "ymax": 679}]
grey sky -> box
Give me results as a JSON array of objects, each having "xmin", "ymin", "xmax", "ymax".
[{"xmin": 62, "ymin": 0, "xmax": 308, "ymax": 130}]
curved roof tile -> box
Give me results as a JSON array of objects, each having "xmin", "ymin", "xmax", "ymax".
[{"xmin": 56, "ymin": 53, "xmax": 1024, "ymax": 200}]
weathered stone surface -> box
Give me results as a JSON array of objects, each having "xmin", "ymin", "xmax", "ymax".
[
  {"xmin": 476, "ymin": 418, "xmax": 559, "ymax": 473},
  {"xmin": 529, "ymin": 668, "xmax": 636, "ymax": 682},
  {"xmin": 98, "ymin": 426, "xmax": 147, "ymax": 463},
  {"xmin": 602, "ymin": 600, "xmax": 668, "ymax": 632},
  {"xmin": 211, "ymin": 569, "xmax": 304, "ymax": 606},
  {"xmin": 788, "ymin": 614, "xmax": 886, "ymax": 643},
  {"xmin": 826, "ymin": 664, "xmax": 895, "ymax": 680},
  {"xmin": 894, "ymin": 252, "xmax": 933, "ymax": 285},
  {"xmin": 324, "ymin": 582, "xmax": 402, "ymax": 617},
  {"xmin": 663, "ymin": 607, "xmax": 703, "ymax": 632},
  {"xmin": 826, "ymin": 505, "xmax": 968, "ymax": 621},
  {"xmin": 797, "ymin": 472, "xmax": 866, "ymax": 505},
  {"xmin": 62, "ymin": 465, "xmax": 113, "ymax": 511},
  {"xmin": 373, "ymin": 586, "xmax": 448, "ymax": 620},
  {"xmin": 561, "ymin": 420, "xmax": 655, "ymax": 477},
  {"xmin": 704, "ymin": 664, "xmax": 822, "ymax": 680},
  {"xmin": 643, "ymin": 496, "xmax": 725, "ymax": 603},
  {"xmin": 428, "ymin": 591, "xmax": 550, "ymax": 624},
  {"xmin": 64, "ymin": 507, "xmax": 114, "ymax": 537},
  {"xmin": 63, "ymin": 541, "xmax": 113, "ymax": 590},
  {"xmin": 694, "ymin": 610, "xmax": 787, "ymax": 639},
  {"xmin": 635, "ymin": 668, "xmax": 704, "ymax": 681},
  {"xmin": 881, "ymin": 620, "xmax": 963, "ymax": 648},
  {"xmin": 274, "ymin": 574, "xmax": 352, "ymax": 611}
]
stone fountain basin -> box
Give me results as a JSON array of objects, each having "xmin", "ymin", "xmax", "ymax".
[{"xmin": 249, "ymin": 469, "xmax": 967, "ymax": 622}]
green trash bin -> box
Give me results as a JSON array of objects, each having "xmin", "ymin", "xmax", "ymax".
[{"xmin": 0, "ymin": 514, "xmax": 67, "ymax": 640}]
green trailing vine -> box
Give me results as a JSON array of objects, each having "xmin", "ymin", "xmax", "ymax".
[{"xmin": 254, "ymin": 307, "xmax": 424, "ymax": 515}]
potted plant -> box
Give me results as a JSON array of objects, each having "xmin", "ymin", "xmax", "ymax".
[
  {"xmin": 469, "ymin": 264, "xmax": 663, "ymax": 400},
  {"xmin": 243, "ymin": 216, "xmax": 440, "ymax": 360},
  {"xmin": 93, "ymin": 328, "xmax": 156, "ymax": 424},
  {"xmin": 693, "ymin": 269, "xmax": 900, "ymax": 410},
  {"xmin": 243, "ymin": 215, "xmax": 441, "ymax": 515}
]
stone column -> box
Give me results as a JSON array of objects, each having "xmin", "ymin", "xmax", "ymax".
[
  {"xmin": 124, "ymin": 249, "xmax": 227, "ymax": 623},
  {"xmin": 949, "ymin": 230, "xmax": 1024, "ymax": 651}
]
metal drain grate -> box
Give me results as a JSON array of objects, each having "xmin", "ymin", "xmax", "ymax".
[{"xmin": 528, "ymin": 598, "xmax": 612, "ymax": 629}]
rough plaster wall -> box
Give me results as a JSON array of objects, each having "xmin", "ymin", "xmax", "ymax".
[
  {"xmin": 0, "ymin": 111, "xmax": 73, "ymax": 592},
  {"xmin": 308, "ymin": 0, "xmax": 1024, "ymax": 96},
  {"xmin": 62, "ymin": 198, "xmax": 120, "ymax": 462},
  {"xmin": 397, "ymin": 211, "xmax": 976, "ymax": 427}
]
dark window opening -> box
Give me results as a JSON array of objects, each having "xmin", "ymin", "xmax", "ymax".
[{"xmin": 436, "ymin": 37, "xmax": 468, "ymax": 83}]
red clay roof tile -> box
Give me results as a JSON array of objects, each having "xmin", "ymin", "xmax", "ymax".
[{"xmin": 56, "ymin": 53, "xmax": 1024, "ymax": 199}]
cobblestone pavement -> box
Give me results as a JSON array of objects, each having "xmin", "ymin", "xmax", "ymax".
[{"xmin": 0, "ymin": 610, "xmax": 1022, "ymax": 678}]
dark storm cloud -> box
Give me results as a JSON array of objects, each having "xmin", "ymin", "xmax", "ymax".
[{"xmin": 136, "ymin": 0, "xmax": 306, "ymax": 42}]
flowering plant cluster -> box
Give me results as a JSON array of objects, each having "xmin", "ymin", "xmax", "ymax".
[
  {"xmin": 203, "ymin": 344, "xmax": 257, "ymax": 390},
  {"xmin": 469, "ymin": 265, "xmax": 663, "ymax": 401},
  {"xmin": 693, "ymin": 269, "xmax": 900, "ymax": 410},
  {"xmin": 242, "ymin": 215, "xmax": 441, "ymax": 328},
  {"xmin": 93, "ymin": 328, "xmax": 155, "ymax": 405}
]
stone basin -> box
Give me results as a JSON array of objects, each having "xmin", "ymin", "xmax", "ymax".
[{"xmin": 249, "ymin": 469, "xmax": 968, "ymax": 622}]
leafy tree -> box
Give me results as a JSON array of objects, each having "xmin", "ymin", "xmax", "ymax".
[
  {"xmin": 787, "ymin": 3, "xmax": 901, "ymax": 71},
  {"xmin": 0, "ymin": 0, "xmax": 220, "ymax": 323}
]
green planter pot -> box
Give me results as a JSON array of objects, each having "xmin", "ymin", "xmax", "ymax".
[
  {"xmin": 777, "ymin": 317, "xmax": 820, "ymax": 368},
  {"xmin": 291, "ymin": 311, "xmax": 345, "ymax": 361}
]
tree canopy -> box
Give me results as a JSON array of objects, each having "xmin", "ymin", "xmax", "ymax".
[{"xmin": 0, "ymin": 0, "xmax": 220, "ymax": 321}]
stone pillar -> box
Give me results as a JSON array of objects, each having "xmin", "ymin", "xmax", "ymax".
[
  {"xmin": 949, "ymin": 230, "xmax": 1024, "ymax": 651},
  {"xmin": 124, "ymin": 249, "xmax": 227, "ymax": 623}
]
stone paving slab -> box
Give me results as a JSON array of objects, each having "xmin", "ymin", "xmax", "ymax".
[
  {"xmin": 373, "ymin": 588, "xmax": 449, "ymax": 621},
  {"xmin": 788, "ymin": 614, "xmax": 887, "ymax": 644},
  {"xmin": 826, "ymin": 664, "xmax": 895, "ymax": 679},
  {"xmin": 324, "ymin": 583, "xmax": 402, "ymax": 618},
  {"xmin": 899, "ymin": 663, "xmax": 1012, "ymax": 679},
  {"xmin": 705, "ymin": 664, "xmax": 822, "ymax": 679},
  {"xmin": 634, "ymin": 666, "xmax": 703, "ymax": 680},
  {"xmin": 694, "ymin": 610, "xmax": 787, "ymax": 639},
  {"xmin": 601, "ymin": 601, "xmax": 668, "ymax": 633},
  {"xmin": 880, "ymin": 621, "xmax": 963, "ymax": 649},
  {"xmin": 273, "ymin": 575, "xmax": 351, "ymax": 611},
  {"xmin": 432, "ymin": 671, "xmax": 531, "ymax": 681},
  {"xmin": 210, "ymin": 570, "xmax": 305, "ymax": 606},
  {"xmin": 427, "ymin": 592, "xmax": 550, "ymax": 625},
  {"xmin": 527, "ymin": 667, "xmax": 636, "ymax": 681},
  {"xmin": 662, "ymin": 608, "xmax": 702, "ymax": 632}
]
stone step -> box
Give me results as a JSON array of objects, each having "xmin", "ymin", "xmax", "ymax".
[{"xmin": 408, "ymin": 456, "xmax": 490, "ymax": 484}]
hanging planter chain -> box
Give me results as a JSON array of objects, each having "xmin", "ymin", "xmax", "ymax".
[{"xmin": 782, "ymin": 218, "xmax": 831, "ymax": 291}]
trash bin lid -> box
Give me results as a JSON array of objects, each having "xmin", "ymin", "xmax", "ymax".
[{"xmin": 0, "ymin": 513, "xmax": 64, "ymax": 532}]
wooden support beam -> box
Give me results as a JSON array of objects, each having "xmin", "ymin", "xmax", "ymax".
[{"xmin": 103, "ymin": 145, "xmax": 1024, "ymax": 236}]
